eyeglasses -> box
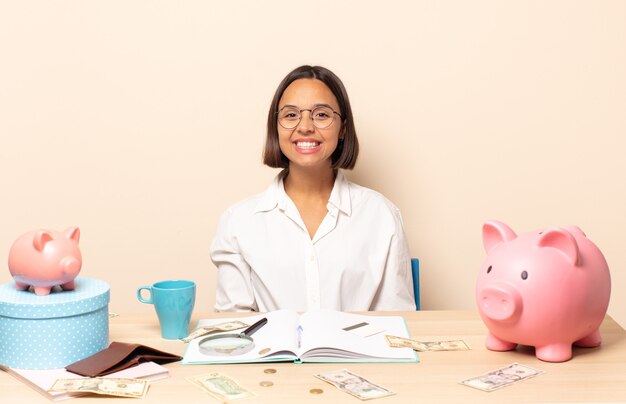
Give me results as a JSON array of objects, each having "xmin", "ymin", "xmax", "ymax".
[{"xmin": 277, "ymin": 105, "xmax": 342, "ymax": 129}]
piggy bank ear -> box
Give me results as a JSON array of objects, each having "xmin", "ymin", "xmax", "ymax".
[
  {"xmin": 537, "ymin": 228, "xmax": 580, "ymax": 266},
  {"xmin": 564, "ymin": 225, "xmax": 586, "ymax": 238},
  {"xmin": 483, "ymin": 220, "xmax": 517, "ymax": 253},
  {"xmin": 33, "ymin": 231, "xmax": 54, "ymax": 252},
  {"xmin": 64, "ymin": 227, "xmax": 80, "ymax": 242}
]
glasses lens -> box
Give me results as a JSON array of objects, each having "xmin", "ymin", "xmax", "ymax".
[
  {"xmin": 278, "ymin": 107, "xmax": 301, "ymax": 129},
  {"xmin": 311, "ymin": 107, "xmax": 335, "ymax": 129}
]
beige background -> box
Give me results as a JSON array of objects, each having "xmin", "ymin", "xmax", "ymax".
[{"xmin": 0, "ymin": 1, "xmax": 624, "ymax": 327}]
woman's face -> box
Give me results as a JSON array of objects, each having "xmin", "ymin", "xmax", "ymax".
[{"xmin": 277, "ymin": 79, "xmax": 342, "ymax": 171}]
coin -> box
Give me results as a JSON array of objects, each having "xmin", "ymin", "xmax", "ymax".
[
  {"xmin": 264, "ymin": 368, "xmax": 277, "ymax": 374},
  {"xmin": 310, "ymin": 388, "xmax": 324, "ymax": 394},
  {"xmin": 258, "ymin": 348, "xmax": 271, "ymax": 355},
  {"xmin": 260, "ymin": 381, "xmax": 274, "ymax": 387}
]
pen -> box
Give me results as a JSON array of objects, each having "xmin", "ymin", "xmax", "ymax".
[{"xmin": 297, "ymin": 325, "xmax": 303, "ymax": 349}]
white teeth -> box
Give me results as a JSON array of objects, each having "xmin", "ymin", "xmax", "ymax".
[{"xmin": 296, "ymin": 141, "xmax": 319, "ymax": 149}]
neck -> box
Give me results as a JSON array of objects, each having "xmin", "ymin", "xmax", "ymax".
[{"xmin": 283, "ymin": 165, "xmax": 335, "ymax": 197}]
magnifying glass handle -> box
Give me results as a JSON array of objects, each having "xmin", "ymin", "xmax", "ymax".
[{"xmin": 243, "ymin": 317, "xmax": 268, "ymax": 337}]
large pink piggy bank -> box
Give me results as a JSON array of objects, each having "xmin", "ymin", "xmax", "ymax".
[
  {"xmin": 477, "ymin": 220, "xmax": 611, "ymax": 362},
  {"xmin": 8, "ymin": 227, "xmax": 82, "ymax": 295}
]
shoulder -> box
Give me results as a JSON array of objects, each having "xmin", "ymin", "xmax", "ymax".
[
  {"xmin": 218, "ymin": 193, "xmax": 265, "ymax": 224},
  {"xmin": 216, "ymin": 173, "xmax": 282, "ymax": 227},
  {"xmin": 340, "ymin": 178, "xmax": 408, "ymax": 242},
  {"xmin": 346, "ymin": 179, "xmax": 403, "ymax": 218},
  {"xmin": 212, "ymin": 193, "xmax": 265, "ymax": 244}
]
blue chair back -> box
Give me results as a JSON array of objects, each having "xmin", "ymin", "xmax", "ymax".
[{"xmin": 411, "ymin": 258, "xmax": 420, "ymax": 310}]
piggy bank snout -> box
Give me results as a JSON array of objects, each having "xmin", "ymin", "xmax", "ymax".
[
  {"xmin": 478, "ymin": 284, "xmax": 523, "ymax": 322},
  {"xmin": 60, "ymin": 256, "xmax": 81, "ymax": 275}
]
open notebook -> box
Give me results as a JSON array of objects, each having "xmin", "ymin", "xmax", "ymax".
[{"xmin": 182, "ymin": 309, "xmax": 417, "ymax": 365}]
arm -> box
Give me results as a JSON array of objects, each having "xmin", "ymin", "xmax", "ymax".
[
  {"xmin": 370, "ymin": 207, "xmax": 416, "ymax": 311},
  {"xmin": 210, "ymin": 208, "xmax": 258, "ymax": 312}
]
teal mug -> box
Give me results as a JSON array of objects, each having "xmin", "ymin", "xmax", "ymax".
[{"xmin": 137, "ymin": 280, "xmax": 196, "ymax": 339}]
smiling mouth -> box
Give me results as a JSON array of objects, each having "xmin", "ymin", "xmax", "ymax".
[{"xmin": 295, "ymin": 141, "xmax": 320, "ymax": 149}]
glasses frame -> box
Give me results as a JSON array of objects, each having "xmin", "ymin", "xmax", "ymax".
[{"xmin": 276, "ymin": 105, "xmax": 343, "ymax": 130}]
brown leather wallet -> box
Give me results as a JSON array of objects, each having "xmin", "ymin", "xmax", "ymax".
[{"xmin": 65, "ymin": 342, "xmax": 182, "ymax": 377}]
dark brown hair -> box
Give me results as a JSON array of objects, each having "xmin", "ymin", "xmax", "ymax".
[{"xmin": 263, "ymin": 65, "xmax": 359, "ymax": 169}]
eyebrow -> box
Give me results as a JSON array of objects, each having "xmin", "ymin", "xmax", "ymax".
[{"xmin": 280, "ymin": 103, "xmax": 334, "ymax": 109}]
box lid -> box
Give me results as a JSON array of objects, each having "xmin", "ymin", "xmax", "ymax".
[{"xmin": 0, "ymin": 277, "xmax": 109, "ymax": 319}]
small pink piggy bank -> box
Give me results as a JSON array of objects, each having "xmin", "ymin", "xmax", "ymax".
[
  {"xmin": 477, "ymin": 220, "xmax": 611, "ymax": 362},
  {"xmin": 8, "ymin": 227, "xmax": 82, "ymax": 295}
]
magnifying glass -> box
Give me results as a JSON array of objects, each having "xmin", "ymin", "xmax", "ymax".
[{"xmin": 198, "ymin": 317, "xmax": 268, "ymax": 356}]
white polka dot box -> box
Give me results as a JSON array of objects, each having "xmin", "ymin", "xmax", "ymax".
[{"xmin": 0, "ymin": 277, "xmax": 109, "ymax": 369}]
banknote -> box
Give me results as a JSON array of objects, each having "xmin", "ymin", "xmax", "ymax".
[
  {"xmin": 460, "ymin": 363, "xmax": 544, "ymax": 392},
  {"xmin": 315, "ymin": 369, "xmax": 395, "ymax": 400},
  {"xmin": 181, "ymin": 321, "xmax": 249, "ymax": 342},
  {"xmin": 385, "ymin": 335, "xmax": 470, "ymax": 351},
  {"xmin": 49, "ymin": 377, "xmax": 149, "ymax": 398},
  {"xmin": 189, "ymin": 372, "xmax": 256, "ymax": 401}
]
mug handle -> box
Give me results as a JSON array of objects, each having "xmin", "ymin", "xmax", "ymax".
[{"xmin": 137, "ymin": 286, "xmax": 153, "ymax": 304}]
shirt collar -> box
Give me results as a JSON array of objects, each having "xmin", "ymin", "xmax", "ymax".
[
  {"xmin": 328, "ymin": 171, "xmax": 352, "ymax": 216},
  {"xmin": 254, "ymin": 172, "xmax": 285, "ymax": 213},
  {"xmin": 254, "ymin": 170, "xmax": 352, "ymax": 216}
]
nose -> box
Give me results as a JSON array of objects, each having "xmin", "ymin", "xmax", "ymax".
[
  {"xmin": 478, "ymin": 284, "xmax": 523, "ymax": 321},
  {"xmin": 61, "ymin": 256, "xmax": 81, "ymax": 275},
  {"xmin": 296, "ymin": 110, "xmax": 315, "ymax": 133}
]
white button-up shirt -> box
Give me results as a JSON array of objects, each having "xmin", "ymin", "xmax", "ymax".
[{"xmin": 210, "ymin": 171, "xmax": 415, "ymax": 312}]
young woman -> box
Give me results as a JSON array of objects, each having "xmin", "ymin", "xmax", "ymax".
[{"xmin": 211, "ymin": 65, "xmax": 415, "ymax": 312}]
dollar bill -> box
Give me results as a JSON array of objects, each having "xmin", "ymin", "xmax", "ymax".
[
  {"xmin": 49, "ymin": 377, "xmax": 149, "ymax": 398},
  {"xmin": 181, "ymin": 321, "xmax": 249, "ymax": 342},
  {"xmin": 460, "ymin": 363, "xmax": 544, "ymax": 392},
  {"xmin": 315, "ymin": 369, "xmax": 395, "ymax": 400},
  {"xmin": 189, "ymin": 372, "xmax": 256, "ymax": 401},
  {"xmin": 385, "ymin": 335, "xmax": 470, "ymax": 351}
]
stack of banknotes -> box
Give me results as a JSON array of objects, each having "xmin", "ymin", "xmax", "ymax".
[
  {"xmin": 181, "ymin": 321, "xmax": 249, "ymax": 342},
  {"xmin": 49, "ymin": 377, "xmax": 149, "ymax": 398}
]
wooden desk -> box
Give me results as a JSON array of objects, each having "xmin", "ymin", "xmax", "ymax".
[{"xmin": 1, "ymin": 311, "xmax": 625, "ymax": 403}]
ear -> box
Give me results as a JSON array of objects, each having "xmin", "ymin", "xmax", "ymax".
[
  {"xmin": 64, "ymin": 227, "xmax": 81, "ymax": 243},
  {"xmin": 33, "ymin": 231, "xmax": 54, "ymax": 252},
  {"xmin": 483, "ymin": 220, "xmax": 517, "ymax": 253},
  {"xmin": 537, "ymin": 228, "xmax": 580, "ymax": 266}
]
